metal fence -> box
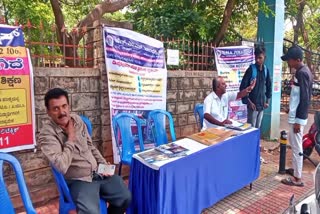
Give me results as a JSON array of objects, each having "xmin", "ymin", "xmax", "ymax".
[
  {"xmin": 0, "ymin": 20, "xmax": 101, "ymax": 68},
  {"xmin": 3, "ymin": 22, "xmax": 243, "ymax": 70},
  {"xmin": 3, "ymin": 21, "xmax": 320, "ymax": 111},
  {"xmin": 160, "ymin": 37, "xmax": 242, "ymax": 71},
  {"xmin": 281, "ymin": 39, "xmax": 320, "ymax": 112}
]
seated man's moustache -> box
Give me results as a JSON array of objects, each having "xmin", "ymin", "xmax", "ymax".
[{"xmin": 58, "ymin": 114, "xmax": 67, "ymax": 119}]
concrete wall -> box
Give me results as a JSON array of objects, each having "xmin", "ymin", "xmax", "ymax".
[{"xmin": 6, "ymin": 68, "xmax": 215, "ymax": 210}]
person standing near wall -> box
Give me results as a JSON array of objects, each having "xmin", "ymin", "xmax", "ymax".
[
  {"xmin": 240, "ymin": 47, "xmax": 272, "ymax": 128},
  {"xmin": 280, "ymin": 45, "xmax": 313, "ymax": 187}
]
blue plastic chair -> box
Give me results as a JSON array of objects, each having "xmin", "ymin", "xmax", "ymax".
[
  {"xmin": 112, "ymin": 113, "xmax": 144, "ymax": 176},
  {"xmin": 194, "ymin": 103, "xmax": 204, "ymax": 131},
  {"xmin": 51, "ymin": 115, "xmax": 107, "ymax": 214},
  {"xmin": 80, "ymin": 115, "xmax": 93, "ymax": 136},
  {"xmin": 148, "ymin": 109, "xmax": 176, "ymax": 146},
  {"xmin": 51, "ymin": 166, "xmax": 107, "ymax": 214},
  {"xmin": 0, "ymin": 153, "xmax": 36, "ymax": 214}
]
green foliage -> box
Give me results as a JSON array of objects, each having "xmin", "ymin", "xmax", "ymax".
[
  {"xmin": 125, "ymin": 0, "xmax": 260, "ymax": 43},
  {"xmin": 259, "ymin": 0, "xmax": 275, "ymax": 18},
  {"xmin": 126, "ymin": 0, "xmax": 219, "ymax": 41},
  {"xmin": 1, "ymin": 0, "xmax": 52, "ymax": 25},
  {"xmin": 0, "ymin": 0, "xmax": 129, "ymax": 65},
  {"xmin": 284, "ymin": 0, "xmax": 320, "ymax": 50},
  {"xmin": 61, "ymin": 0, "xmax": 101, "ymax": 28},
  {"xmin": 104, "ymin": 11, "xmax": 127, "ymax": 22},
  {"xmin": 0, "ymin": 0, "xmax": 55, "ymax": 63}
]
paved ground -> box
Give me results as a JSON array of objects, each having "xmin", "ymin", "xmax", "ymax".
[
  {"xmin": 18, "ymin": 113, "xmax": 319, "ymax": 214},
  {"xmin": 202, "ymin": 144, "xmax": 317, "ymax": 214}
]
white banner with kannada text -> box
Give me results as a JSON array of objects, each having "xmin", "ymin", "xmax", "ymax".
[{"xmin": 103, "ymin": 27, "xmax": 167, "ymax": 163}]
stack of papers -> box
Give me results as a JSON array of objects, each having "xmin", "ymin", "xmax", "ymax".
[
  {"xmin": 134, "ymin": 138, "xmax": 207, "ymax": 170},
  {"xmin": 224, "ymin": 120, "xmax": 252, "ymax": 131},
  {"xmin": 187, "ymin": 128, "xmax": 235, "ymax": 146},
  {"xmin": 155, "ymin": 143, "xmax": 189, "ymax": 157}
]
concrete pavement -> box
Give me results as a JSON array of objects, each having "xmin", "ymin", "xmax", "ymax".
[{"xmin": 202, "ymin": 112, "xmax": 318, "ymax": 214}]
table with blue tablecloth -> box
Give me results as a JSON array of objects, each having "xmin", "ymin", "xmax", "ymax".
[{"xmin": 128, "ymin": 129, "xmax": 260, "ymax": 214}]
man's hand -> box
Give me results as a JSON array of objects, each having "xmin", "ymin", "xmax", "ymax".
[
  {"xmin": 248, "ymin": 79, "xmax": 256, "ymax": 91},
  {"xmin": 100, "ymin": 172, "xmax": 113, "ymax": 177},
  {"xmin": 248, "ymin": 100, "xmax": 256, "ymax": 111},
  {"xmin": 264, "ymin": 103, "xmax": 269, "ymax": 109},
  {"xmin": 293, "ymin": 123, "xmax": 301, "ymax": 133},
  {"xmin": 64, "ymin": 119, "xmax": 76, "ymax": 142},
  {"xmin": 222, "ymin": 119, "xmax": 232, "ymax": 125},
  {"xmin": 98, "ymin": 162, "xmax": 114, "ymax": 177}
]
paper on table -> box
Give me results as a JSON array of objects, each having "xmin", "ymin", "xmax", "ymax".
[
  {"xmin": 230, "ymin": 119, "xmax": 243, "ymax": 127},
  {"xmin": 174, "ymin": 138, "xmax": 208, "ymax": 153},
  {"xmin": 188, "ymin": 128, "xmax": 235, "ymax": 146},
  {"xmin": 133, "ymin": 138, "xmax": 207, "ymax": 170},
  {"xmin": 224, "ymin": 119, "xmax": 252, "ymax": 131}
]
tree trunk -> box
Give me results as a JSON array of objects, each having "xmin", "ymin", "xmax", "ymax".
[
  {"xmin": 49, "ymin": 0, "xmax": 134, "ymax": 67},
  {"xmin": 213, "ymin": 0, "xmax": 236, "ymax": 46},
  {"xmin": 77, "ymin": 0, "xmax": 134, "ymax": 28},
  {"xmin": 295, "ymin": 1, "xmax": 313, "ymax": 71},
  {"xmin": 49, "ymin": 0, "xmax": 77, "ymax": 66},
  {"xmin": 293, "ymin": 1, "xmax": 304, "ymax": 43},
  {"xmin": 300, "ymin": 18, "xmax": 313, "ymax": 72}
]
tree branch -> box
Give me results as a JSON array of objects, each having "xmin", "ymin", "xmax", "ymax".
[
  {"xmin": 77, "ymin": 0, "xmax": 134, "ymax": 28},
  {"xmin": 50, "ymin": 0, "xmax": 68, "ymax": 45},
  {"xmin": 213, "ymin": 0, "xmax": 236, "ymax": 46}
]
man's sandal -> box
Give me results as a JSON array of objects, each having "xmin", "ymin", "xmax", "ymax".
[{"xmin": 281, "ymin": 177, "xmax": 304, "ymax": 187}]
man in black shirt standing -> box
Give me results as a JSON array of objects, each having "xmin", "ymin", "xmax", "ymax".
[
  {"xmin": 280, "ymin": 45, "xmax": 313, "ymax": 187},
  {"xmin": 240, "ymin": 47, "xmax": 272, "ymax": 128}
]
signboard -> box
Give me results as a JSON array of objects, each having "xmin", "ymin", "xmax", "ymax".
[
  {"xmin": 0, "ymin": 24, "xmax": 35, "ymax": 152},
  {"xmin": 273, "ymin": 64, "xmax": 281, "ymax": 93},
  {"xmin": 103, "ymin": 27, "xmax": 167, "ymax": 162},
  {"xmin": 167, "ymin": 49, "xmax": 179, "ymax": 65},
  {"xmin": 214, "ymin": 46, "xmax": 254, "ymax": 122}
]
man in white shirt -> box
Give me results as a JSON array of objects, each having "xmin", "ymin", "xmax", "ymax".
[{"xmin": 202, "ymin": 76, "xmax": 256, "ymax": 130}]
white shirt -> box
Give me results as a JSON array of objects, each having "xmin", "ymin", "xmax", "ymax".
[
  {"xmin": 288, "ymin": 76, "xmax": 304, "ymax": 125},
  {"xmin": 202, "ymin": 91, "xmax": 237, "ymax": 130}
]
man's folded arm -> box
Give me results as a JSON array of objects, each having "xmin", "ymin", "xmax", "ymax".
[{"xmin": 38, "ymin": 132, "xmax": 75, "ymax": 174}]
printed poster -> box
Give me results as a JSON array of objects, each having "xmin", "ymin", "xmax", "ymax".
[
  {"xmin": 214, "ymin": 46, "xmax": 254, "ymax": 122},
  {"xmin": 0, "ymin": 24, "xmax": 35, "ymax": 152},
  {"xmin": 103, "ymin": 27, "xmax": 167, "ymax": 163},
  {"xmin": 273, "ymin": 65, "xmax": 281, "ymax": 93}
]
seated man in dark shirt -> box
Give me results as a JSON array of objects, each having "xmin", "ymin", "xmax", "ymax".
[{"xmin": 39, "ymin": 88, "xmax": 131, "ymax": 214}]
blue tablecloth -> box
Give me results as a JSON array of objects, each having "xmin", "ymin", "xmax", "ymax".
[{"xmin": 128, "ymin": 129, "xmax": 260, "ymax": 214}]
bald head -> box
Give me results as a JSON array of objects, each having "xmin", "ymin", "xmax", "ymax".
[{"xmin": 212, "ymin": 76, "xmax": 226, "ymax": 96}]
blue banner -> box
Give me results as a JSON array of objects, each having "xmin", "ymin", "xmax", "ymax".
[
  {"xmin": 0, "ymin": 25, "xmax": 24, "ymax": 47},
  {"xmin": 215, "ymin": 47, "xmax": 254, "ymax": 65},
  {"xmin": 105, "ymin": 32, "xmax": 165, "ymax": 68}
]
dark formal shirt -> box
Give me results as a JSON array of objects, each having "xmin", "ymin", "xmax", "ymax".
[
  {"xmin": 240, "ymin": 64, "xmax": 272, "ymax": 111},
  {"xmin": 288, "ymin": 65, "xmax": 313, "ymax": 125}
]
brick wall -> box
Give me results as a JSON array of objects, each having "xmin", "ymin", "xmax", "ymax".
[
  {"xmin": 167, "ymin": 70, "xmax": 215, "ymax": 138},
  {"xmin": 6, "ymin": 68, "xmax": 215, "ymax": 210}
]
